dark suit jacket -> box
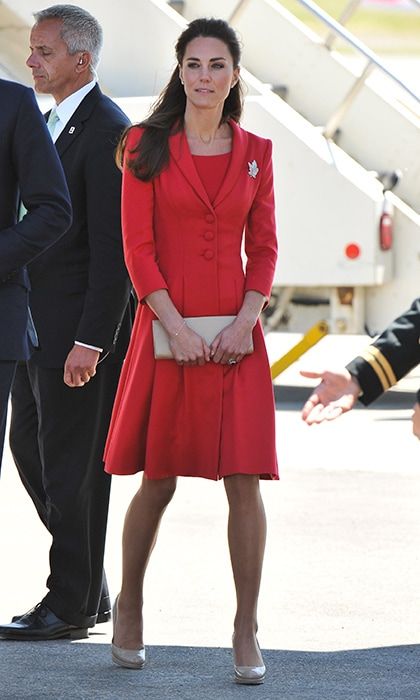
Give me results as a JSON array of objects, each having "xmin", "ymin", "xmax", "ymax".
[
  {"xmin": 0, "ymin": 79, "xmax": 71, "ymax": 361},
  {"xmin": 347, "ymin": 296, "xmax": 420, "ymax": 405},
  {"xmin": 28, "ymin": 84, "xmax": 132, "ymax": 368}
]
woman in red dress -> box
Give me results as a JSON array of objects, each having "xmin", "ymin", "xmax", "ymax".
[{"xmin": 105, "ymin": 18, "xmax": 278, "ymax": 684}]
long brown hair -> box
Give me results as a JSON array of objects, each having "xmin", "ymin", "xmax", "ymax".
[{"xmin": 116, "ymin": 18, "xmax": 244, "ymax": 181}]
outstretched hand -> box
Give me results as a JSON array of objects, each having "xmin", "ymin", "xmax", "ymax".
[{"xmin": 300, "ymin": 369, "xmax": 361, "ymax": 425}]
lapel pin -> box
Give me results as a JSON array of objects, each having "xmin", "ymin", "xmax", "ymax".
[
  {"xmin": 248, "ymin": 160, "xmax": 259, "ymax": 178},
  {"xmin": 68, "ymin": 126, "xmax": 76, "ymax": 134}
]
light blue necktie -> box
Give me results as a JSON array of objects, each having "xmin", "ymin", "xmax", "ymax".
[
  {"xmin": 19, "ymin": 108, "xmax": 60, "ymax": 220},
  {"xmin": 46, "ymin": 107, "xmax": 60, "ymax": 140}
]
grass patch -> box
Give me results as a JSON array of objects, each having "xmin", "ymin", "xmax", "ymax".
[{"xmin": 276, "ymin": 0, "xmax": 420, "ymax": 54}]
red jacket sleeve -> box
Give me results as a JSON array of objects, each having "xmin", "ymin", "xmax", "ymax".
[
  {"xmin": 121, "ymin": 127, "xmax": 168, "ymax": 301},
  {"xmin": 244, "ymin": 139, "xmax": 278, "ymax": 301}
]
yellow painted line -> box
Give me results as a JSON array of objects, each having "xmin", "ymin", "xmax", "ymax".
[{"xmin": 270, "ymin": 321, "xmax": 329, "ymax": 380}]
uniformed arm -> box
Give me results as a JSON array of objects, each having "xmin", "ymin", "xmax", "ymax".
[
  {"xmin": 0, "ymin": 86, "xmax": 72, "ymax": 280},
  {"xmin": 346, "ymin": 297, "xmax": 420, "ymax": 406},
  {"xmin": 301, "ymin": 297, "xmax": 420, "ymax": 424}
]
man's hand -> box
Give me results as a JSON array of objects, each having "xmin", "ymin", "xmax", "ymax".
[
  {"xmin": 412, "ymin": 402, "xmax": 420, "ymax": 439},
  {"xmin": 64, "ymin": 345, "xmax": 100, "ymax": 388},
  {"xmin": 300, "ymin": 369, "xmax": 361, "ymax": 425}
]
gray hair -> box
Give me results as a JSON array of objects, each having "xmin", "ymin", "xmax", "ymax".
[{"xmin": 33, "ymin": 5, "xmax": 103, "ymax": 73}]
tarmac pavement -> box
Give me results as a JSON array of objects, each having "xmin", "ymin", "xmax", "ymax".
[
  {"xmin": 0, "ymin": 640, "xmax": 419, "ymax": 699},
  {"xmin": 0, "ymin": 332, "xmax": 419, "ymax": 699}
]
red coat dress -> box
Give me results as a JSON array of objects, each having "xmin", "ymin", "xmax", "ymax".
[{"xmin": 104, "ymin": 120, "xmax": 278, "ymax": 480}]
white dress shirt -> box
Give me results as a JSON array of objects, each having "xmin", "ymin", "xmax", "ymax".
[{"xmin": 51, "ymin": 79, "xmax": 96, "ymax": 142}]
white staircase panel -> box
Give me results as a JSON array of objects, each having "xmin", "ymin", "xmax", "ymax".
[{"xmin": 244, "ymin": 96, "xmax": 390, "ymax": 287}]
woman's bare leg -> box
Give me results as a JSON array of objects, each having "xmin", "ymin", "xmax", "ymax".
[
  {"xmin": 224, "ymin": 474, "xmax": 266, "ymax": 666},
  {"xmin": 113, "ymin": 475, "xmax": 177, "ymax": 649}
]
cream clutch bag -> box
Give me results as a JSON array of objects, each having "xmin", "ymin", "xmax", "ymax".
[{"xmin": 152, "ymin": 315, "xmax": 254, "ymax": 359}]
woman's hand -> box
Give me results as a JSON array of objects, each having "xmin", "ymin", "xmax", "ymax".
[
  {"xmin": 210, "ymin": 291, "xmax": 263, "ymax": 365},
  {"xmin": 145, "ymin": 290, "xmax": 211, "ymax": 367},
  {"xmin": 210, "ymin": 317, "xmax": 253, "ymax": 365},
  {"xmin": 169, "ymin": 323, "xmax": 211, "ymax": 366}
]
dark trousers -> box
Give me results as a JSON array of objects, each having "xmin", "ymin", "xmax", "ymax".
[
  {"xmin": 9, "ymin": 359, "xmax": 121, "ymax": 627},
  {"xmin": 0, "ymin": 360, "xmax": 17, "ymax": 471}
]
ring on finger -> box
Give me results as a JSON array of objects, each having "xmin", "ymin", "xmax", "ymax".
[{"xmin": 228, "ymin": 358, "xmax": 237, "ymax": 366}]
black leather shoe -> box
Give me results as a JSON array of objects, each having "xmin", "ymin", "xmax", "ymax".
[
  {"xmin": 1, "ymin": 603, "xmax": 88, "ymax": 641},
  {"xmin": 97, "ymin": 590, "xmax": 111, "ymax": 624},
  {"xmin": 96, "ymin": 610, "xmax": 111, "ymax": 624},
  {"xmin": 11, "ymin": 609, "xmax": 111, "ymax": 624}
]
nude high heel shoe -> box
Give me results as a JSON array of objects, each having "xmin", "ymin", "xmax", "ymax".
[
  {"xmin": 111, "ymin": 595, "xmax": 146, "ymax": 670},
  {"xmin": 234, "ymin": 663, "xmax": 266, "ymax": 685},
  {"xmin": 233, "ymin": 634, "xmax": 266, "ymax": 685}
]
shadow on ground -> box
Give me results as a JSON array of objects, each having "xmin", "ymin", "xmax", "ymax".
[{"xmin": 0, "ymin": 642, "xmax": 419, "ymax": 699}]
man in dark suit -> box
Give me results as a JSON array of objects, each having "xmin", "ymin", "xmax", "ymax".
[
  {"xmin": 0, "ymin": 78, "xmax": 71, "ymax": 469},
  {"xmin": 0, "ymin": 5, "xmax": 131, "ymax": 641}
]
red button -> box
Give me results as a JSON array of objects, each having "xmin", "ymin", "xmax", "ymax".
[
  {"xmin": 204, "ymin": 231, "xmax": 214, "ymax": 241},
  {"xmin": 203, "ymin": 249, "xmax": 214, "ymax": 260}
]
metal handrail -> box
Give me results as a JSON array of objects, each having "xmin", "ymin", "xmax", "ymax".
[
  {"xmin": 296, "ymin": 0, "xmax": 420, "ymax": 104},
  {"xmin": 229, "ymin": 0, "xmax": 420, "ymax": 106},
  {"xmin": 324, "ymin": 0, "xmax": 362, "ymax": 50},
  {"xmin": 326, "ymin": 0, "xmax": 420, "ymax": 49}
]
